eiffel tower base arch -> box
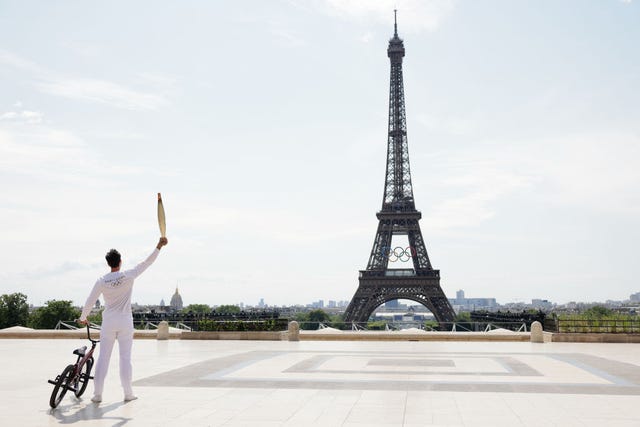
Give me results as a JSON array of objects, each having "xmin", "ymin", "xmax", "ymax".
[{"xmin": 343, "ymin": 272, "xmax": 456, "ymax": 326}]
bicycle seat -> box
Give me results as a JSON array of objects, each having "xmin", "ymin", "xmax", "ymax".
[{"xmin": 73, "ymin": 346, "xmax": 87, "ymax": 357}]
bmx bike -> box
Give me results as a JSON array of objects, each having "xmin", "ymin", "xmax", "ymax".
[{"xmin": 48, "ymin": 323, "xmax": 99, "ymax": 408}]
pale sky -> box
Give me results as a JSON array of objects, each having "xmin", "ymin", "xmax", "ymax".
[{"xmin": 1, "ymin": 0, "xmax": 639, "ymax": 308}]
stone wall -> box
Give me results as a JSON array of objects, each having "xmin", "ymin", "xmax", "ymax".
[
  {"xmin": 181, "ymin": 331, "xmax": 288, "ymax": 340},
  {"xmin": 551, "ymin": 333, "xmax": 640, "ymax": 343},
  {"xmin": 299, "ymin": 331, "xmax": 531, "ymax": 342}
]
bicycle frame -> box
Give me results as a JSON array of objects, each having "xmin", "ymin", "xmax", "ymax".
[{"xmin": 73, "ymin": 325, "xmax": 99, "ymax": 379}]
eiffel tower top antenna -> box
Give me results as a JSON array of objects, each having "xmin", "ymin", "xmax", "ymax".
[{"xmin": 394, "ymin": 9, "xmax": 398, "ymax": 37}]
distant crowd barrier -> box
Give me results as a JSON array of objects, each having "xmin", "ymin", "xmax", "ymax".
[
  {"xmin": 131, "ymin": 311, "xmax": 282, "ymax": 331},
  {"xmin": 196, "ymin": 318, "xmax": 289, "ymax": 332},
  {"xmin": 294, "ymin": 321, "xmax": 530, "ymax": 332},
  {"xmin": 132, "ymin": 310, "xmax": 280, "ymax": 321},
  {"xmin": 470, "ymin": 310, "xmax": 546, "ymax": 331},
  {"xmin": 552, "ymin": 318, "xmax": 640, "ymax": 334}
]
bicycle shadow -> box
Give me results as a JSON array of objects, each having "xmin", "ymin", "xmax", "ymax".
[{"xmin": 48, "ymin": 399, "xmax": 132, "ymax": 426}]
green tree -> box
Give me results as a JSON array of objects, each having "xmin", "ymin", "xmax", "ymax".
[
  {"xmin": 366, "ymin": 320, "xmax": 388, "ymax": 330},
  {"xmin": 330, "ymin": 314, "xmax": 346, "ymax": 330},
  {"xmin": 215, "ymin": 304, "xmax": 241, "ymax": 313},
  {"xmin": 308, "ymin": 309, "xmax": 330, "ymax": 323},
  {"xmin": 87, "ymin": 309, "xmax": 103, "ymax": 325},
  {"xmin": 28, "ymin": 300, "xmax": 80, "ymax": 329},
  {"xmin": 584, "ymin": 306, "xmax": 613, "ymax": 317},
  {"xmin": 454, "ymin": 311, "xmax": 471, "ymax": 322},
  {"xmin": 453, "ymin": 311, "xmax": 472, "ymax": 331},
  {"xmin": 424, "ymin": 320, "xmax": 439, "ymax": 330},
  {"xmin": 0, "ymin": 292, "xmax": 29, "ymax": 328},
  {"xmin": 298, "ymin": 309, "xmax": 331, "ymax": 330},
  {"xmin": 182, "ymin": 304, "xmax": 211, "ymax": 314}
]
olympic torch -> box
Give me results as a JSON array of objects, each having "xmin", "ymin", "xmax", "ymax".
[{"xmin": 157, "ymin": 193, "xmax": 166, "ymax": 238}]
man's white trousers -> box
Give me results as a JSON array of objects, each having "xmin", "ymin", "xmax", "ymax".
[{"xmin": 93, "ymin": 316, "xmax": 134, "ymax": 396}]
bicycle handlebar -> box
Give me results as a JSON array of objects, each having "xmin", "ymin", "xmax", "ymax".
[
  {"xmin": 77, "ymin": 321, "xmax": 100, "ymax": 344},
  {"xmin": 87, "ymin": 325, "xmax": 100, "ymax": 344}
]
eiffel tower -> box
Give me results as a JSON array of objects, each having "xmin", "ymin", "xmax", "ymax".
[{"xmin": 344, "ymin": 13, "xmax": 455, "ymax": 325}]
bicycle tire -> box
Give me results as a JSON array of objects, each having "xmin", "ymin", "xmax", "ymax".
[
  {"xmin": 50, "ymin": 364, "xmax": 75, "ymax": 408},
  {"xmin": 74, "ymin": 358, "xmax": 93, "ymax": 398}
]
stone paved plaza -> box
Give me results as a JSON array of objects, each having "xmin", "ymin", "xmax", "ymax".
[{"xmin": 3, "ymin": 338, "xmax": 640, "ymax": 426}]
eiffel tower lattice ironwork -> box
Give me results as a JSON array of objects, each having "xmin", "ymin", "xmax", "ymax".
[{"xmin": 344, "ymin": 13, "xmax": 455, "ymax": 325}]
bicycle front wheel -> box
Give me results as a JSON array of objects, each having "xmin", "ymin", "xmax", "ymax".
[
  {"xmin": 50, "ymin": 364, "xmax": 75, "ymax": 408},
  {"xmin": 74, "ymin": 357, "xmax": 93, "ymax": 398}
]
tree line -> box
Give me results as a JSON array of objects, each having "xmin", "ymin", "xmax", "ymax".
[
  {"xmin": 0, "ymin": 293, "xmax": 80, "ymax": 330},
  {"xmin": 0, "ymin": 295, "xmax": 281, "ymax": 330}
]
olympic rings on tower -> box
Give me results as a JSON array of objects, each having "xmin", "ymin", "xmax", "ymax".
[{"xmin": 380, "ymin": 246, "xmax": 416, "ymax": 262}]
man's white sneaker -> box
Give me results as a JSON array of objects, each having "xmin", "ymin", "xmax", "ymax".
[
  {"xmin": 91, "ymin": 395, "xmax": 102, "ymax": 403},
  {"xmin": 124, "ymin": 395, "xmax": 138, "ymax": 402}
]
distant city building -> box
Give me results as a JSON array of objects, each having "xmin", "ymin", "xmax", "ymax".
[
  {"xmin": 630, "ymin": 292, "xmax": 640, "ymax": 302},
  {"xmin": 450, "ymin": 289, "xmax": 497, "ymax": 311},
  {"xmin": 160, "ymin": 299, "xmax": 165, "ymax": 308},
  {"xmin": 385, "ymin": 300, "xmax": 400, "ymax": 309},
  {"xmin": 373, "ymin": 309, "xmax": 428, "ymax": 324},
  {"xmin": 531, "ymin": 299, "xmax": 554, "ymax": 310},
  {"xmin": 328, "ymin": 300, "xmax": 337, "ymax": 308},
  {"xmin": 170, "ymin": 288, "xmax": 183, "ymax": 311},
  {"xmin": 258, "ymin": 298, "xmax": 265, "ymax": 308}
]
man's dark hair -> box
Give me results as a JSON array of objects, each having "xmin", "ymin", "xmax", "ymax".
[{"xmin": 105, "ymin": 249, "xmax": 121, "ymax": 268}]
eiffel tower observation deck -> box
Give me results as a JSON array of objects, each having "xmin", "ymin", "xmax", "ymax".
[{"xmin": 344, "ymin": 12, "xmax": 456, "ymax": 325}]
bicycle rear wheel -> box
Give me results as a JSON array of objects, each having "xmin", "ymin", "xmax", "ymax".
[
  {"xmin": 74, "ymin": 357, "xmax": 93, "ymax": 398},
  {"xmin": 49, "ymin": 364, "xmax": 75, "ymax": 408}
]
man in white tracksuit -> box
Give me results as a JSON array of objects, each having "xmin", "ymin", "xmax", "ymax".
[{"xmin": 79, "ymin": 237, "xmax": 168, "ymax": 403}]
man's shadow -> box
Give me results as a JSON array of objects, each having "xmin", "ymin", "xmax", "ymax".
[{"xmin": 48, "ymin": 398, "xmax": 132, "ymax": 426}]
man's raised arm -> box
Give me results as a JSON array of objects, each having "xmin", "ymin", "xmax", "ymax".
[{"xmin": 126, "ymin": 237, "xmax": 168, "ymax": 279}]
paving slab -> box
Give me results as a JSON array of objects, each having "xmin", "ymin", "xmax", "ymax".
[{"xmin": 2, "ymin": 339, "xmax": 640, "ymax": 426}]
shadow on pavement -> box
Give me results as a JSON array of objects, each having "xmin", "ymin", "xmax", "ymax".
[{"xmin": 48, "ymin": 398, "xmax": 132, "ymax": 426}]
